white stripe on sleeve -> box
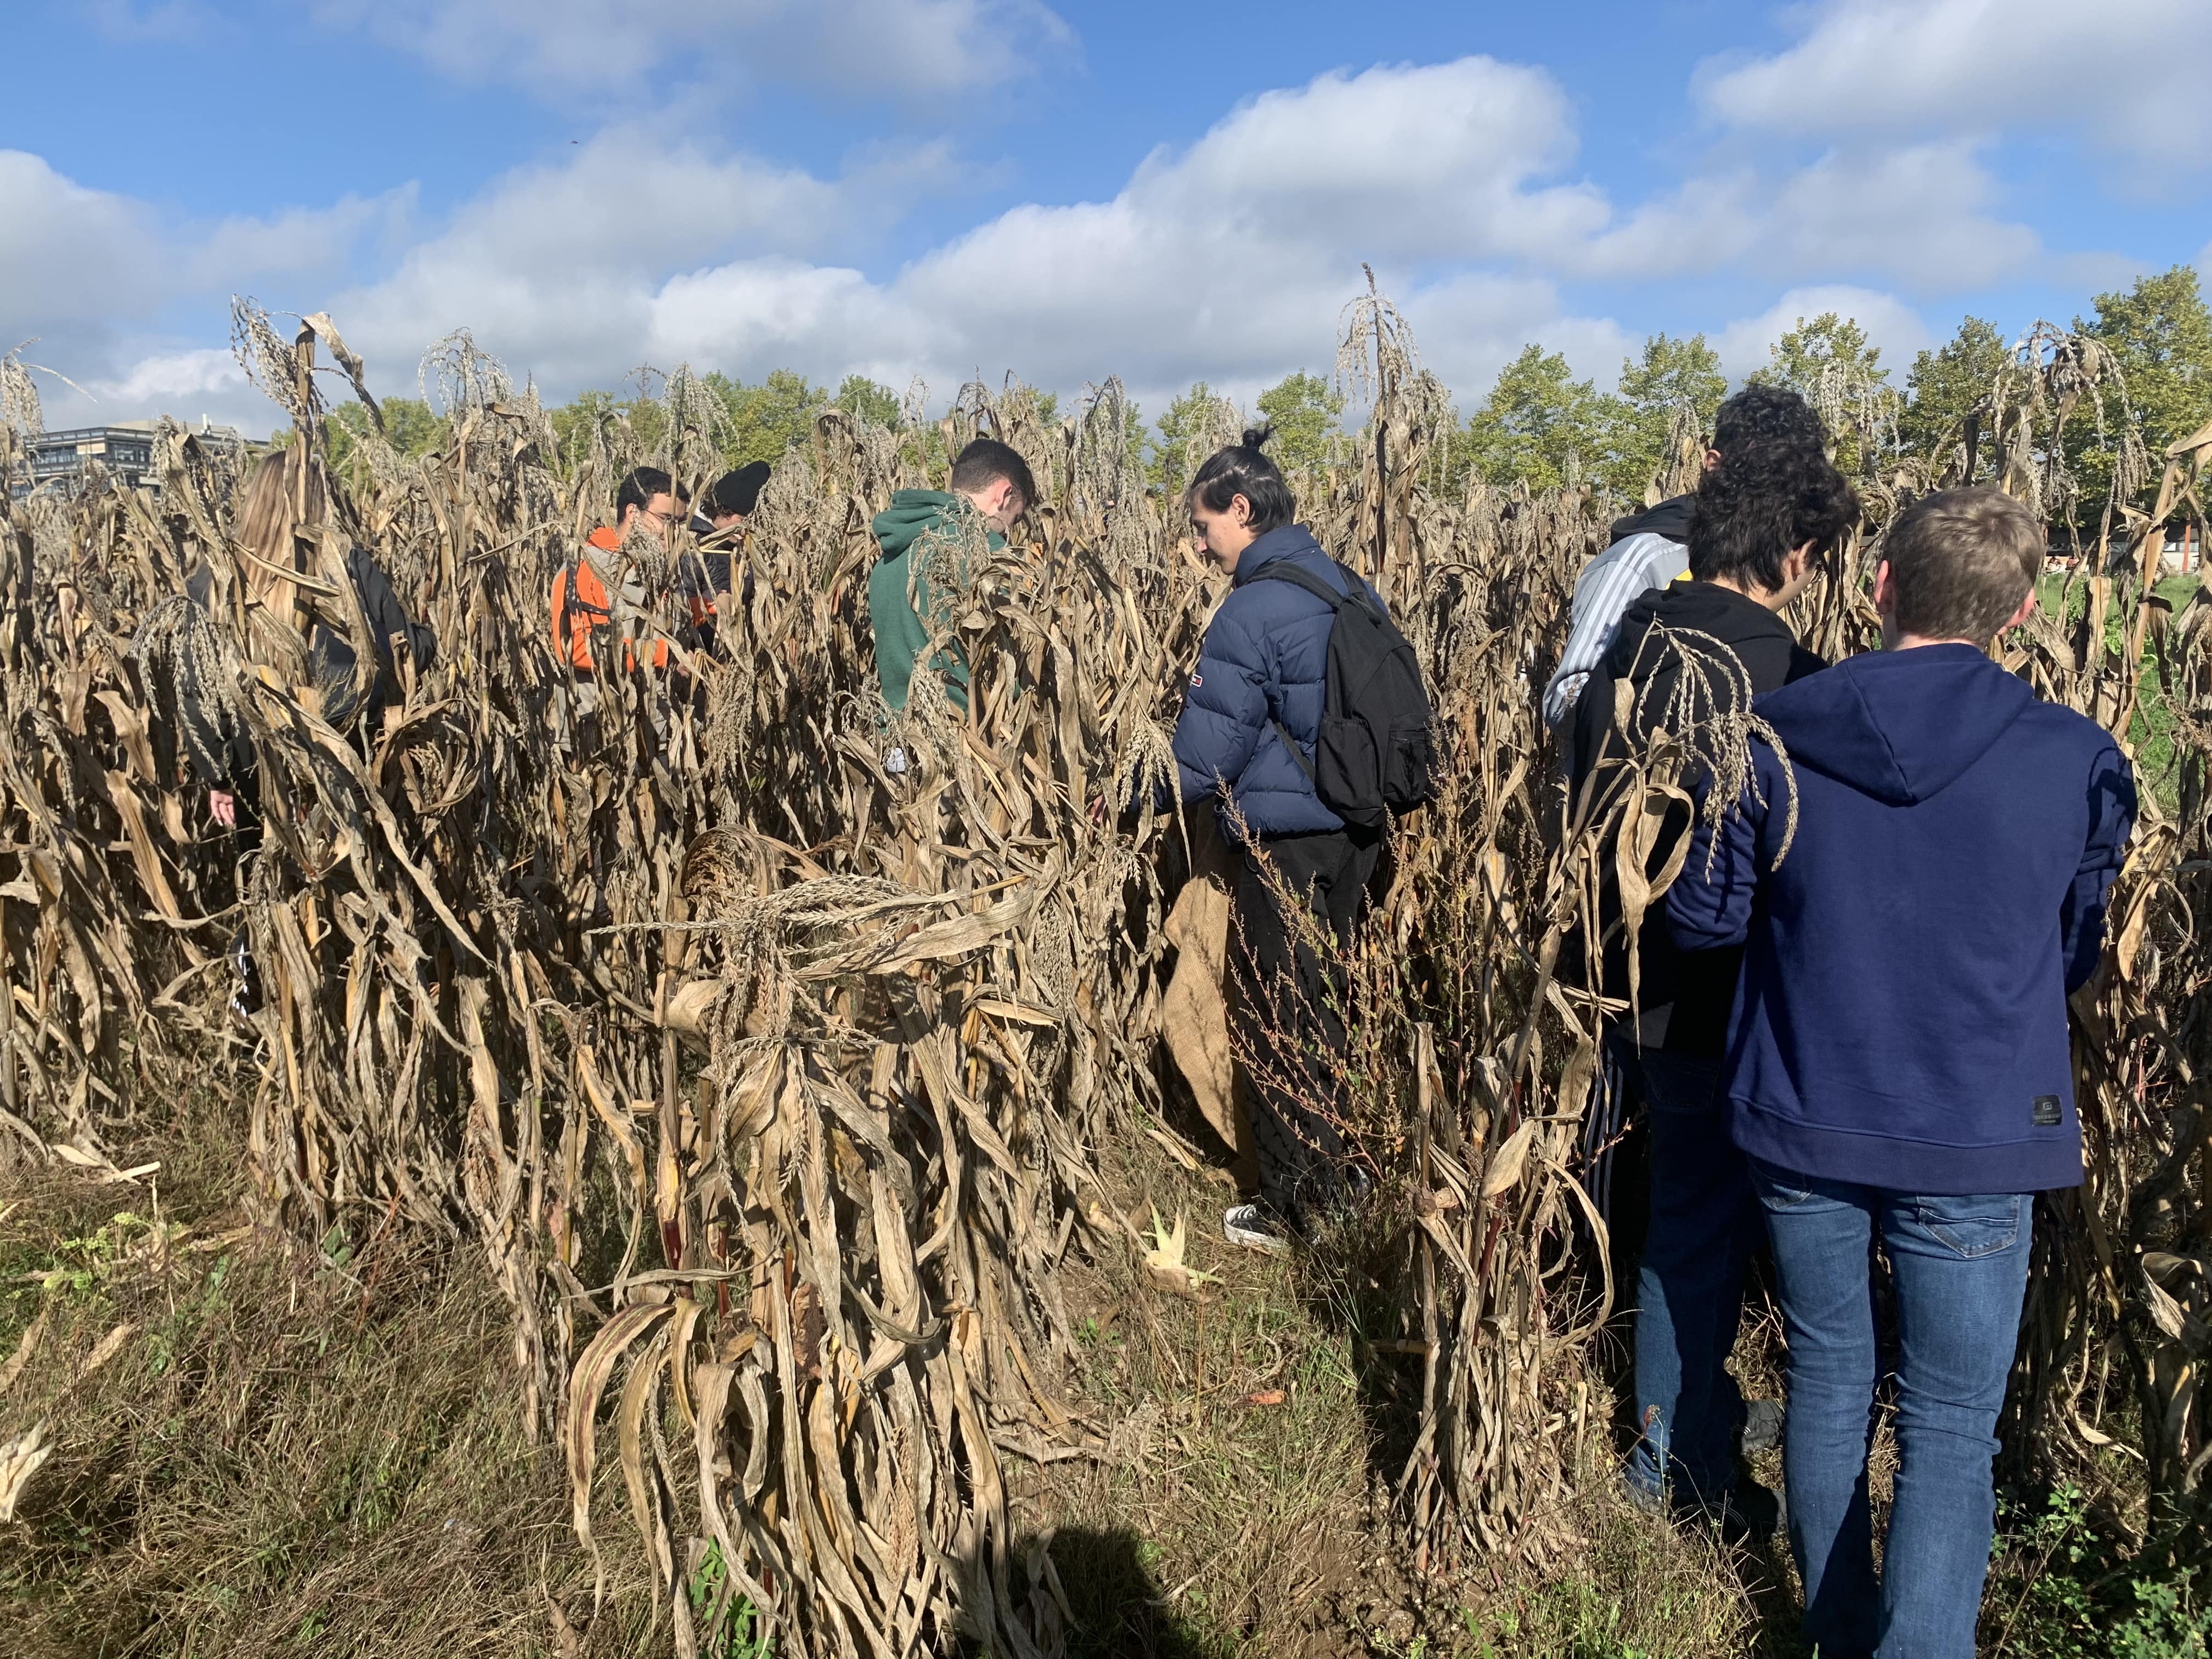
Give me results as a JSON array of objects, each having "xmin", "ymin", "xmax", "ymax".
[{"xmin": 1541, "ymin": 534, "xmax": 1688, "ymax": 729}]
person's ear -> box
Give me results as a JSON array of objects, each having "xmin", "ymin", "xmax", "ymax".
[
  {"xmin": 1703, "ymin": 448, "xmax": 1723, "ymax": 473},
  {"xmin": 1233, "ymin": 493, "xmax": 1253, "ymax": 527},
  {"xmin": 1872, "ymin": 559, "xmax": 1898, "ymax": 616},
  {"xmin": 2001, "ymin": 588, "xmax": 2038, "ymax": 634}
]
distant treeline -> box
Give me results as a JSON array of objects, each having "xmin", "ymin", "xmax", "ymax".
[{"xmin": 309, "ymin": 264, "xmax": 2212, "ymax": 524}]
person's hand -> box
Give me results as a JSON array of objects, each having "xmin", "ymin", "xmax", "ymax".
[{"xmin": 208, "ymin": 789, "xmax": 236, "ymax": 828}]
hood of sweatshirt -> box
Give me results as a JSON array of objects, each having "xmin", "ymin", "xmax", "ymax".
[
  {"xmin": 1607, "ymin": 494, "xmax": 1692, "ymax": 546},
  {"xmin": 1596, "ymin": 578, "xmax": 1796, "ymax": 683},
  {"xmin": 872, "ymin": 489, "xmax": 1007, "ymax": 563},
  {"xmin": 1757, "ymin": 642, "xmax": 2033, "ymax": 806},
  {"xmin": 872, "ymin": 490, "xmax": 958, "ymax": 560}
]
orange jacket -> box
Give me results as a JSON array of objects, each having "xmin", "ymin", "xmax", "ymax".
[{"xmin": 552, "ymin": 527, "xmax": 670, "ymax": 672}]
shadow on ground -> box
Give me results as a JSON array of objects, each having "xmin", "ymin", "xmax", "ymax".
[{"xmin": 1043, "ymin": 1526, "xmax": 1218, "ymax": 1659}]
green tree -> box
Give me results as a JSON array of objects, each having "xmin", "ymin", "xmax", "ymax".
[
  {"xmin": 1149, "ymin": 381, "xmax": 1237, "ymax": 497},
  {"xmin": 2079, "ymin": 265, "xmax": 2212, "ymax": 514},
  {"xmin": 323, "ymin": 397, "xmax": 449, "ymax": 471},
  {"xmin": 1462, "ymin": 345, "xmax": 1616, "ymax": 494},
  {"xmin": 1750, "ymin": 313, "xmax": 1895, "ymax": 471},
  {"xmin": 1900, "ymin": 316, "xmax": 2008, "ymax": 476},
  {"xmin": 1604, "ymin": 332, "xmax": 1726, "ymax": 498},
  {"xmin": 834, "ymin": 374, "xmax": 903, "ymax": 430},
  {"xmin": 713, "ymin": 369, "xmax": 827, "ymax": 467},
  {"xmin": 1255, "ymin": 370, "xmax": 1346, "ymax": 478},
  {"xmin": 1752, "ymin": 312, "xmax": 1889, "ymax": 402},
  {"xmin": 547, "ymin": 388, "xmax": 620, "ymax": 470}
]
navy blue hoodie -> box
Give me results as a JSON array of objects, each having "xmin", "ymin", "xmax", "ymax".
[
  {"xmin": 1667, "ymin": 645, "xmax": 2135, "ymax": 1194},
  {"xmin": 1169, "ymin": 524, "xmax": 1379, "ymax": 842}
]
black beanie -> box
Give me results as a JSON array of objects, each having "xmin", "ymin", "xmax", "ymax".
[{"xmin": 707, "ymin": 461, "xmax": 771, "ymax": 519}]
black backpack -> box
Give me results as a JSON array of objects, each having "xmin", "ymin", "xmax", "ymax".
[{"xmin": 1252, "ymin": 559, "xmax": 1439, "ymax": 828}]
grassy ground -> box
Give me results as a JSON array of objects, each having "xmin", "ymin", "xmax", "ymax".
[
  {"xmin": 1013, "ymin": 1149, "xmax": 1800, "ymax": 1658},
  {"xmin": 0, "ymin": 1095, "xmax": 659, "ymax": 1658},
  {"xmin": 5, "ymin": 1100, "xmax": 2204, "ymax": 1657}
]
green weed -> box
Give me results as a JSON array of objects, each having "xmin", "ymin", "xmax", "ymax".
[
  {"xmin": 1987, "ymin": 1485, "xmax": 2212, "ymax": 1658},
  {"xmin": 687, "ymin": 1542, "xmax": 774, "ymax": 1659}
]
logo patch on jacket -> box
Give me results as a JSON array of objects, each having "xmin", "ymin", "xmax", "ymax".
[
  {"xmin": 2032, "ymin": 1094, "xmax": 2063, "ymax": 1126},
  {"xmin": 1189, "ymin": 673, "xmax": 1202, "ymax": 688}
]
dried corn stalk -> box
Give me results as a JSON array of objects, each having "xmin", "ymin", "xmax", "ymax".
[{"xmin": 2, "ymin": 283, "xmax": 2207, "ymax": 1659}]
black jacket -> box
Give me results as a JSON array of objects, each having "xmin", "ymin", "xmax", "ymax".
[
  {"xmin": 1607, "ymin": 494, "xmax": 1694, "ymax": 546},
  {"xmin": 179, "ymin": 545, "xmax": 435, "ymax": 792},
  {"xmin": 314, "ymin": 542, "xmax": 436, "ymax": 728},
  {"xmin": 1570, "ymin": 579, "xmax": 1824, "ymax": 1056}
]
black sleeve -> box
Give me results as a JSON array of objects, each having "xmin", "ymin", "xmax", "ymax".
[{"xmin": 346, "ymin": 544, "xmax": 437, "ymax": 674}]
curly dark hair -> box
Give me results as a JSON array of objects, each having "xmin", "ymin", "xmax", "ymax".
[
  {"xmin": 1688, "ymin": 387, "xmax": 1859, "ymax": 591},
  {"xmin": 1711, "ymin": 381, "xmax": 1827, "ymax": 460}
]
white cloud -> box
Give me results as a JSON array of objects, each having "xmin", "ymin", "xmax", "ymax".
[
  {"xmin": 1135, "ymin": 59, "xmax": 1609, "ymax": 265},
  {"xmin": 1388, "ymin": 272, "xmax": 1634, "ymax": 401},
  {"xmin": 1765, "ymin": 143, "xmax": 2040, "ymax": 293},
  {"xmin": 325, "ymin": 125, "xmax": 961, "ymax": 394},
  {"xmin": 1697, "ymin": 0, "xmax": 2212, "ymax": 166},
  {"xmin": 0, "ymin": 148, "xmax": 413, "ymax": 433},
  {"xmin": 0, "ymin": 151, "xmax": 163, "ymax": 325},
  {"xmin": 1583, "ymin": 141, "xmax": 2042, "ymax": 295},
  {"xmin": 1712, "ymin": 285, "xmax": 1934, "ymax": 382},
  {"xmin": 319, "ymin": 58, "xmax": 1629, "ymax": 411},
  {"xmin": 91, "ymin": 349, "xmax": 250, "ymax": 416},
  {"xmin": 309, "ymin": 0, "xmax": 1071, "ymax": 99},
  {"xmin": 88, "ymin": 0, "xmax": 212, "ymax": 43},
  {"xmin": 189, "ymin": 189, "xmax": 419, "ymax": 291},
  {"xmin": 6, "ymin": 36, "xmax": 2154, "ymax": 436}
]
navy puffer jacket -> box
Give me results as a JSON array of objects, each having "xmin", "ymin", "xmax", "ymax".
[{"xmin": 1169, "ymin": 523, "xmax": 1380, "ymax": 841}]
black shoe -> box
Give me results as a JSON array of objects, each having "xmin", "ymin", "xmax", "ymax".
[
  {"xmin": 1740, "ymin": 1397, "xmax": 1785, "ymax": 1457},
  {"xmin": 1712, "ymin": 1478, "xmax": 1785, "ymax": 1547},
  {"xmin": 1223, "ymin": 1201, "xmax": 1291, "ymax": 1256}
]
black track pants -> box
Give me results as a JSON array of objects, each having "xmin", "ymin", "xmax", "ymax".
[{"xmin": 1232, "ymin": 830, "xmax": 1379, "ymax": 1233}]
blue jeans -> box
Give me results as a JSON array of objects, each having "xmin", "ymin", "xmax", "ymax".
[
  {"xmin": 1627, "ymin": 1052, "xmax": 1760, "ymax": 1508},
  {"xmin": 1751, "ymin": 1158, "xmax": 2033, "ymax": 1659}
]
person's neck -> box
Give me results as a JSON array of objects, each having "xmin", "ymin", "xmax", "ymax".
[
  {"xmin": 1700, "ymin": 571, "xmax": 1790, "ymax": 613},
  {"xmin": 1884, "ymin": 627, "xmax": 1986, "ymax": 652}
]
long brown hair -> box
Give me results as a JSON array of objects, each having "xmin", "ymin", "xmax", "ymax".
[{"xmin": 234, "ymin": 445, "xmax": 332, "ymax": 626}]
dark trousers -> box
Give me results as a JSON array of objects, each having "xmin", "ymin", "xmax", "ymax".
[
  {"xmin": 1232, "ymin": 830, "xmax": 1379, "ymax": 1233},
  {"xmin": 1627, "ymin": 1051, "xmax": 1760, "ymax": 1508}
]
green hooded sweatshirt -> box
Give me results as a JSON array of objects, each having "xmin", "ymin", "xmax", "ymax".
[{"xmin": 867, "ymin": 490, "xmax": 1003, "ymax": 714}]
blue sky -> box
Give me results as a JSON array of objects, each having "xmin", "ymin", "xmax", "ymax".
[{"xmin": 7, "ymin": 0, "xmax": 2210, "ymax": 433}]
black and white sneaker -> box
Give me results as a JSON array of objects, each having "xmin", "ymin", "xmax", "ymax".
[
  {"xmin": 228, "ymin": 928, "xmax": 263, "ymax": 1019},
  {"xmin": 1222, "ymin": 1202, "xmax": 1291, "ymax": 1255}
]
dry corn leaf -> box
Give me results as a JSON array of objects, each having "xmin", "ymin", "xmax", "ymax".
[
  {"xmin": 1480, "ymin": 1122, "xmax": 1537, "ymax": 1200},
  {"xmin": 1143, "ymin": 1205, "xmax": 1218, "ymax": 1295},
  {"xmin": 0, "ymin": 1422, "xmax": 54, "ymax": 1522}
]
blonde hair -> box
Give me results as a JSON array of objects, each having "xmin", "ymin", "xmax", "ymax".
[
  {"xmin": 227, "ymin": 445, "xmax": 369, "ymax": 713},
  {"xmin": 1882, "ymin": 487, "xmax": 2043, "ymax": 644},
  {"xmin": 234, "ymin": 446, "xmax": 331, "ymax": 624}
]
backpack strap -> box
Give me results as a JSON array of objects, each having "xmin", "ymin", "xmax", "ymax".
[
  {"xmin": 1249, "ymin": 559, "xmax": 1347, "ymax": 608},
  {"xmin": 1271, "ymin": 718, "xmax": 1317, "ymax": 783},
  {"xmin": 1250, "ymin": 558, "xmax": 1348, "ymax": 785}
]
